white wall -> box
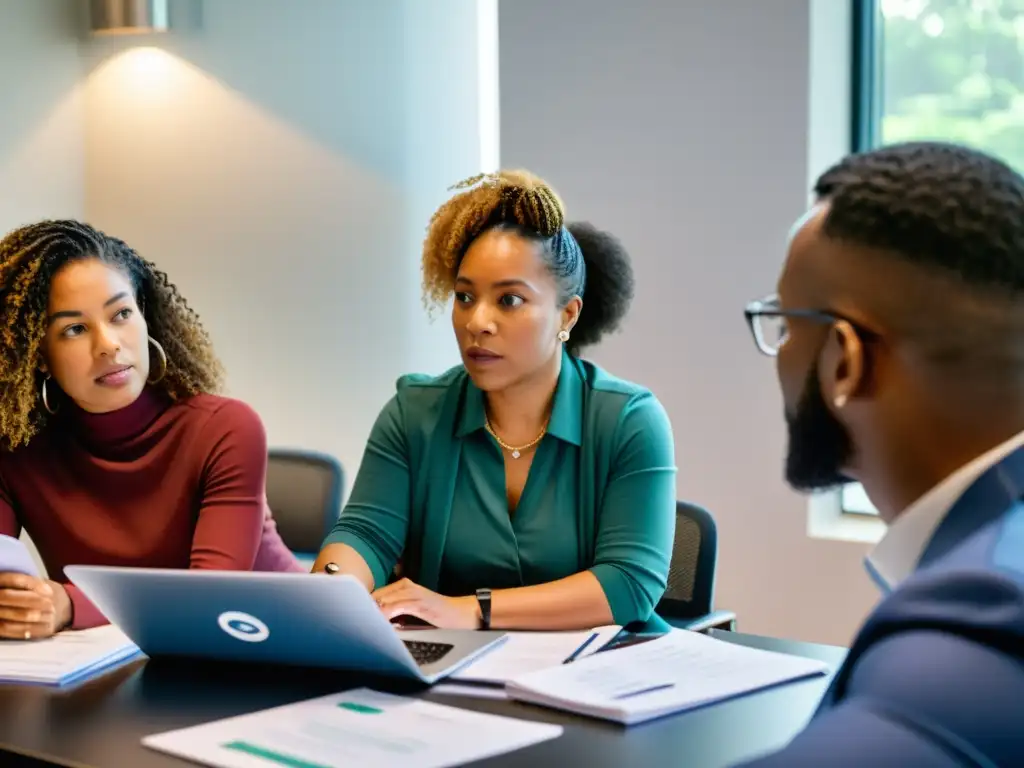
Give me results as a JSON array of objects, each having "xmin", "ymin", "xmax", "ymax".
[
  {"xmin": 499, "ymin": 0, "xmax": 877, "ymax": 645},
  {"xmin": 0, "ymin": 0, "xmax": 83, "ymax": 231},
  {"xmin": 79, "ymin": 0, "xmax": 486, "ymax": 483},
  {"xmin": 399, "ymin": 0, "xmax": 499, "ymax": 373}
]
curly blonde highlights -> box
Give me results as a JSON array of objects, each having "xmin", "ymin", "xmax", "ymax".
[
  {"xmin": 421, "ymin": 169, "xmax": 568, "ymax": 310},
  {"xmin": 0, "ymin": 220, "xmax": 225, "ymax": 450}
]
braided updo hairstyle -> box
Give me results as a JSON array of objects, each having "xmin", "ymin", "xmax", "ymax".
[
  {"xmin": 421, "ymin": 170, "xmax": 635, "ymax": 355},
  {"xmin": 0, "ymin": 220, "xmax": 224, "ymax": 449}
]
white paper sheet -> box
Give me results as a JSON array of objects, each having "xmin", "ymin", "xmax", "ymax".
[
  {"xmin": 451, "ymin": 625, "xmax": 621, "ymax": 685},
  {"xmin": 143, "ymin": 688, "xmax": 562, "ymax": 768},
  {"xmin": 431, "ymin": 682, "xmax": 510, "ymax": 700},
  {"xmin": 0, "ymin": 534, "xmax": 40, "ymax": 578},
  {"xmin": 506, "ymin": 628, "xmax": 830, "ymax": 725},
  {"xmin": 0, "ymin": 625, "xmax": 142, "ymax": 686}
]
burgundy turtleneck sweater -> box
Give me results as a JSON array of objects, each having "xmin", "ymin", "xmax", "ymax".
[{"xmin": 0, "ymin": 388, "xmax": 304, "ymax": 630}]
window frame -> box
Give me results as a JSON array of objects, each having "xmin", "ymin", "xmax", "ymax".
[
  {"xmin": 803, "ymin": 0, "xmax": 886, "ymax": 539},
  {"xmin": 851, "ymin": 0, "xmax": 881, "ymax": 154},
  {"xmin": 832, "ymin": 0, "xmax": 884, "ymax": 521}
]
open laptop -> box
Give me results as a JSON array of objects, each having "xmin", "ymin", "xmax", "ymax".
[{"xmin": 63, "ymin": 566, "xmax": 507, "ymax": 685}]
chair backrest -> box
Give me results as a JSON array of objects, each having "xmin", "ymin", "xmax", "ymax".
[
  {"xmin": 656, "ymin": 500, "xmax": 719, "ymax": 619},
  {"xmin": 265, "ymin": 448, "xmax": 345, "ymax": 553}
]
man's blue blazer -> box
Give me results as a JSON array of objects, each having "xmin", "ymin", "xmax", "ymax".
[{"xmin": 738, "ymin": 446, "xmax": 1024, "ymax": 767}]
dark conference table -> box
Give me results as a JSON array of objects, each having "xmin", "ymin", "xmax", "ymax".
[{"xmin": 0, "ymin": 629, "xmax": 846, "ymax": 768}]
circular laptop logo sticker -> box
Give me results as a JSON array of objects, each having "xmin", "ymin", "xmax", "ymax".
[{"xmin": 217, "ymin": 611, "xmax": 270, "ymax": 643}]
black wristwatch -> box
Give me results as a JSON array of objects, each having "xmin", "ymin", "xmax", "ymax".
[{"xmin": 475, "ymin": 587, "xmax": 492, "ymax": 630}]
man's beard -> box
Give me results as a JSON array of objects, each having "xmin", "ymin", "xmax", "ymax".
[{"xmin": 784, "ymin": 367, "xmax": 855, "ymax": 492}]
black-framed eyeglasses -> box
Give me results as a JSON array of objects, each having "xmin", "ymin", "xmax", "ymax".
[{"xmin": 744, "ymin": 294, "xmax": 844, "ymax": 357}]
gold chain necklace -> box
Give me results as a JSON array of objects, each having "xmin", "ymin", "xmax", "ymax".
[{"xmin": 484, "ymin": 418, "xmax": 547, "ymax": 459}]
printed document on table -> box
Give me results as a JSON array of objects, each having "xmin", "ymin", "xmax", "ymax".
[
  {"xmin": 451, "ymin": 625, "xmax": 621, "ymax": 685},
  {"xmin": 506, "ymin": 628, "xmax": 830, "ymax": 725},
  {"xmin": 143, "ymin": 688, "xmax": 563, "ymax": 768},
  {"xmin": 0, "ymin": 626, "xmax": 142, "ymax": 686}
]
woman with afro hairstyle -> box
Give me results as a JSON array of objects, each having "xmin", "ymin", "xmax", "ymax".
[
  {"xmin": 314, "ymin": 170, "xmax": 676, "ymax": 631},
  {"xmin": 0, "ymin": 220, "xmax": 302, "ymax": 641}
]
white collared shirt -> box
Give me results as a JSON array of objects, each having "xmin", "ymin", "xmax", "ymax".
[{"xmin": 866, "ymin": 429, "xmax": 1024, "ymax": 591}]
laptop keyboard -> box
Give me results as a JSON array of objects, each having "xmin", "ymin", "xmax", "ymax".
[{"xmin": 403, "ymin": 640, "xmax": 454, "ymax": 666}]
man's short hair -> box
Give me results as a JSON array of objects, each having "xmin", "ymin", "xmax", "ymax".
[{"xmin": 814, "ymin": 141, "xmax": 1024, "ymax": 296}]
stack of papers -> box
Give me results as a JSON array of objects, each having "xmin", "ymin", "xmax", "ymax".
[
  {"xmin": 143, "ymin": 688, "xmax": 563, "ymax": 768},
  {"xmin": 506, "ymin": 628, "xmax": 830, "ymax": 725},
  {"xmin": 0, "ymin": 626, "xmax": 143, "ymax": 687},
  {"xmin": 450, "ymin": 625, "xmax": 622, "ymax": 685}
]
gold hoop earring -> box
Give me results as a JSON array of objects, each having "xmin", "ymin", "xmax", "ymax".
[
  {"xmin": 41, "ymin": 376, "xmax": 58, "ymax": 415},
  {"xmin": 557, "ymin": 329, "xmax": 570, "ymax": 343},
  {"xmin": 148, "ymin": 337, "xmax": 168, "ymax": 384}
]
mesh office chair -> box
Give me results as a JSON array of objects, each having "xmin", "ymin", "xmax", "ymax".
[
  {"xmin": 265, "ymin": 448, "xmax": 345, "ymax": 560},
  {"xmin": 656, "ymin": 500, "xmax": 737, "ymax": 632}
]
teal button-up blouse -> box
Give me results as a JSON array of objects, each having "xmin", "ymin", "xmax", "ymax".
[{"xmin": 324, "ymin": 350, "xmax": 677, "ymax": 626}]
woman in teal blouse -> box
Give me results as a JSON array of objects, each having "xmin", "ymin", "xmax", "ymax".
[{"xmin": 313, "ymin": 170, "xmax": 676, "ymax": 630}]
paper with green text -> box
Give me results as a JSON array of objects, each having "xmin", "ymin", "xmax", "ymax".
[{"xmin": 142, "ymin": 687, "xmax": 562, "ymax": 768}]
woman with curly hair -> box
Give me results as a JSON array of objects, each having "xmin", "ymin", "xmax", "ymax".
[
  {"xmin": 314, "ymin": 170, "xmax": 676, "ymax": 631},
  {"xmin": 0, "ymin": 220, "xmax": 302, "ymax": 641}
]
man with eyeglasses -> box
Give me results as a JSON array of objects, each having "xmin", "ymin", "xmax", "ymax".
[{"xmin": 737, "ymin": 141, "xmax": 1024, "ymax": 767}]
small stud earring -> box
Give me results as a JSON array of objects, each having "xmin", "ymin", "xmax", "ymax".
[
  {"xmin": 833, "ymin": 394, "xmax": 848, "ymax": 410},
  {"xmin": 557, "ymin": 330, "xmax": 570, "ymax": 343}
]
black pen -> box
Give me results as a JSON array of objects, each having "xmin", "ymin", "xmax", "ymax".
[
  {"xmin": 564, "ymin": 631, "xmax": 599, "ymax": 664},
  {"xmin": 613, "ymin": 682, "xmax": 675, "ymax": 700}
]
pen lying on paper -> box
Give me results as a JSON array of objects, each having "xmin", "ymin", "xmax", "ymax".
[
  {"xmin": 612, "ymin": 683, "xmax": 676, "ymax": 700},
  {"xmin": 563, "ymin": 632, "xmax": 600, "ymax": 664}
]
